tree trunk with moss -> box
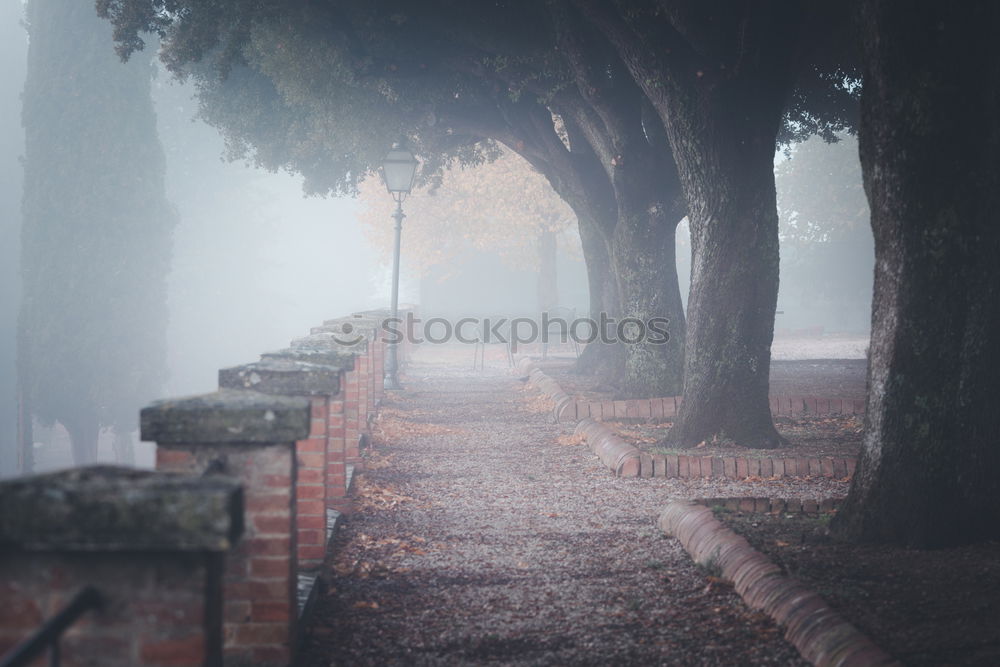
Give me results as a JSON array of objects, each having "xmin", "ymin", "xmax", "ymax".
[
  {"xmin": 548, "ymin": 7, "xmax": 687, "ymax": 397},
  {"xmin": 507, "ymin": 109, "xmax": 627, "ymax": 385},
  {"xmin": 609, "ymin": 154, "xmax": 686, "ymax": 398},
  {"xmin": 581, "ymin": 0, "xmax": 797, "ymax": 447},
  {"xmin": 663, "ymin": 105, "xmax": 786, "ymax": 448},
  {"xmin": 832, "ymin": 0, "xmax": 1000, "ymax": 547},
  {"xmin": 573, "ymin": 207, "xmax": 624, "ymax": 382}
]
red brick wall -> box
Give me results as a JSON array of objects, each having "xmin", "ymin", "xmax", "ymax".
[
  {"xmin": 0, "ymin": 552, "xmax": 220, "ymax": 667},
  {"xmin": 343, "ymin": 360, "xmax": 361, "ymax": 465},
  {"xmin": 372, "ymin": 331, "xmax": 385, "ymax": 404},
  {"xmin": 156, "ymin": 443, "xmax": 296, "ymax": 667},
  {"xmin": 356, "ymin": 340, "xmax": 372, "ymax": 435},
  {"xmin": 296, "ymin": 398, "xmax": 328, "ymax": 570},
  {"xmin": 326, "ymin": 396, "xmax": 349, "ymax": 513}
]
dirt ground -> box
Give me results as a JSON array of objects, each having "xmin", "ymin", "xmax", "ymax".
[
  {"xmin": 718, "ymin": 510, "xmax": 1000, "ymax": 666},
  {"xmin": 768, "ymin": 359, "xmax": 867, "ymax": 398},
  {"xmin": 610, "ymin": 414, "xmax": 863, "ymax": 460},
  {"xmin": 298, "ymin": 340, "xmax": 993, "ymax": 665},
  {"xmin": 297, "ymin": 346, "xmax": 850, "ymax": 665},
  {"xmin": 548, "ymin": 357, "xmax": 868, "ymax": 403},
  {"xmin": 548, "ymin": 352, "xmax": 868, "ymax": 459}
]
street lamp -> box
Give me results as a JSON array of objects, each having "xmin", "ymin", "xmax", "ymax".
[{"xmin": 380, "ymin": 142, "xmax": 419, "ymax": 390}]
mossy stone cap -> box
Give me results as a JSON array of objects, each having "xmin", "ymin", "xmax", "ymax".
[
  {"xmin": 292, "ymin": 331, "xmax": 368, "ymax": 353},
  {"xmin": 353, "ymin": 307, "xmax": 414, "ymax": 319},
  {"xmin": 262, "ymin": 346, "xmax": 357, "ymax": 370},
  {"xmin": 0, "ymin": 466, "xmax": 243, "ymax": 552},
  {"xmin": 219, "ymin": 357, "xmax": 341, "ymax": 397},
  {"xmin": 140, "ymin": 388, "xmax": 310, "ymax": 444},
  {"xmin": 321, "ymin": 315, "xmax": 382, "ymax": 331}
]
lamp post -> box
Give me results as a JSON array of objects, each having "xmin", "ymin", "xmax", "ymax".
[{"xmin": 380, "ymin": 142, "xmax": 419, "ymax": 390}]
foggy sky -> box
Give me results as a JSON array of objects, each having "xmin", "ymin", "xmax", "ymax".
[{"xmin": 0, "ymin": 6, "xmax": 872, "ymax": 475}]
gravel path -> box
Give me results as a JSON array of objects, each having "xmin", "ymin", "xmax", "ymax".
[{"xmin": 299, "ymin": 348, "xmax": 848, "ymax": 666}]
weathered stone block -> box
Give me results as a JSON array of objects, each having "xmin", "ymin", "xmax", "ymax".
[
  {"xmin": 141, "ymin": 389, "xmax": 310, "ymax": 445},
  {"xmin": 0, "ymin": 466, "xmax": 242, "ymax": 552},
  {"xmin": 219, "ymin": 358, "xmax": 341, "ymax": 397}
]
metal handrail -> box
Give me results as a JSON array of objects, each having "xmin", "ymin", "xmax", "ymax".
[{"xmin": 0, "ymin": 586, "xmax": 104, "ymax": 667}]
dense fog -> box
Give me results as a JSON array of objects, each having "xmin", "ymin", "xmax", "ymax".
[{"xmin": 0, "ymin": 3, "xmax": 872, "ymax": 476}]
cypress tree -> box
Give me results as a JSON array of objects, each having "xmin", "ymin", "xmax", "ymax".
[{"xmin": 19, "ymin": 0, "xmax": 173, "ymax": 465}]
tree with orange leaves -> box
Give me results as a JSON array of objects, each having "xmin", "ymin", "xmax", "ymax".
[{"xmin": 358, "ymin": 148, "xmax": 576, "ymax": 312}]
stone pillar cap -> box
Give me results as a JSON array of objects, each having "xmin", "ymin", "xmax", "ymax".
[
  {"xmin": 292, "ymin": 332, "xmax": 369, "ymax": 353},
  {"xmin": 219, "ymin": 357, "xmax": 341, "ymax": 397},
  {"xmin": 319, "ymin": 317, "xmax": 381, "ymax": 332},
  {"xmin": 262, "ymin": 346, "xmax": 358, "ymax": 370},
  {"xmin": 141, "ymin": 389, "xmax": 310, "ymax": 445},
  {"xmin": 0, "ymin": 466, "xmax": 243, "ymax": 552},
  {"xmin": 353, "ymin": 307, "xmax": 414, "ymax": 317}
]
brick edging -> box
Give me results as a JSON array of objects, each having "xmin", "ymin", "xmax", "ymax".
[
  {"xmin": 517, "ymin": 358, "xmax": 641, "ymax": 477},
  {"xmin": 575, "ymin": 418, "xmax": 642, "ymax": 477},
  {"xmin": 517, "ymin": 357, "xmax": 576, "ymax": 422},
  {"xmin": 515, "ymin": 358, "xmax": 857, "ymax": 481},
  {"xmin": 566, "ymin": 395, "xmax": 866, "ymax": 422},
  {"xmin": 641, "ymin": 452, "xmax": 856, "ymax": 481},
  {"xmin": 659, "ymin": 500, "xmax": 898, "ymax": 666}
]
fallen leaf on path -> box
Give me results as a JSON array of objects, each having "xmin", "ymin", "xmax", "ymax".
[
  {"xmin": 523, "ymin": 396, "xmax": 554, "ymax": 413},
  {"xmin": 556, "ymin": 433, "xmax": 585, "ymax": 446}
]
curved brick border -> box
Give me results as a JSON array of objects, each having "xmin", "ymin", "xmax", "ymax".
[
  {"xmin": 574, "ymin": 418, "xmax": 642, "ymax": 477},
  {"xmin": 641, "ymin": 452, "xmax": 856, "ymax": 481},
  {"xmin": 515, "ymin": 357, "xmax": 857, "ymax": 481},
  {"xmin": 659, "ymin": 500, "xmax": 898, "ymax": 666},
  {"xmin": 516, "ymin": 357, "xmax": 577, "ymax": 423},
  {"xmin": 518, "ymin": 358, "xmax": 640, "ymax": 477}
]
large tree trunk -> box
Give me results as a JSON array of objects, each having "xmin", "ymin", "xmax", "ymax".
[
  {"xmin": 547, "ymin": 6, "xmax": 687, "ymax": 397},
  {"xmin": 832, "ymin": 1, "xmax": 1000, "ymax": 547},
  {"xmin": 503, "ymin": 104, "xmax": 628, "ymax": 385},
  {"xmin": 665, "ymin": 113, "xmax": 785, "ymax": 448},
  {"xmin": 577, "ymin": 213, "xmax": 615, "ymax": 323},
  {"xmin": 578, "ymin": 0, "xmax": 797, "ymax": 447},
  {"xmin": 610, "ymin": 156, "xmax": 686, "ymax": 398},
  {"xmin": 437, "ymin": 96, "xmax": 625, "ymax": 380},
  {"xmin": 574, "ymin": 208, "xmax": 625, "ymax": 382}
]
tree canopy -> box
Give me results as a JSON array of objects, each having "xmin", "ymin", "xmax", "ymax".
[
  {"xmin": 98, "ymin": 0, "xmax": 857, "ymax": 402},
  {"xmin": 90, "ymin": 0, "xmax": 1000, "ymax": 548}
]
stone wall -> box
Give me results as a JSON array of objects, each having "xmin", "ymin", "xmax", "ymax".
[
  {"xmin": 0, "ymin": 311, "xmax": 397, "ymax": 667},
  {"xmin": 0, "ymin": 467, "xmax": 241, "ymax": 667}
]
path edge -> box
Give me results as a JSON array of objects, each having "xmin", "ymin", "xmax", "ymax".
[
  {"xmin": 659, "ymin": 499, "xmax": 899, "ymax": 667},
  {"xmin": 516, "ymin": 357, "xmax": 642, "ymax": 477},
  {"xmin": 514, "ymin": 357, "xmax": 857, "ymax": 482}
]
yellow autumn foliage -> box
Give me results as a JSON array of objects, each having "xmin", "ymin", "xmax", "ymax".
[{"xmin": 359, "ymin": 148, "xmax": 576, "ymax": 276}]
